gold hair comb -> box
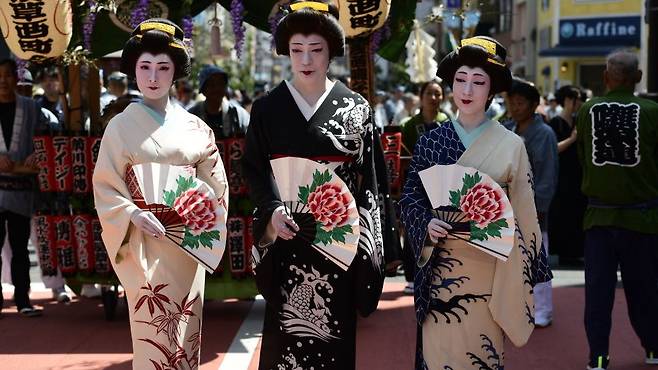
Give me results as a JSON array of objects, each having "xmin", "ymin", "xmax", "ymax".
[
  {"xmin": 134, "ymin": 34, "xmax": 187, "ymax": 50},
  {"xmin": 460, "ymin": 37, "xmax": 505, "ymax": 67},
  {"xmin": 139, "ymin": 22, "xmax": 176, "ymax": 36},
  {"xmin": 290, "ymin": 1, "xmax": 329, "ymax": 13}
]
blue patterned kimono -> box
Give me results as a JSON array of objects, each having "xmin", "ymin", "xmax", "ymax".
[{"xmin": 400, "ymin": 120, "xmax": 551, "ymax": 370}]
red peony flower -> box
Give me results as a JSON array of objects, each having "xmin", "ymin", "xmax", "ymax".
[
  {"xmin": 173, "ymin": 189, "xmax": 217, "ymax": 235},
  {"xmin": 459, "ymin": 183, "xmax": 505, "ymax": 228},
  {"xmin": 307, "ymin": 183, "xmax": 350, "ymax": 230}
]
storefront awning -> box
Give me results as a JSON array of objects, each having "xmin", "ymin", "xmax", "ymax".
[{"xmin": 538, "ymin": 45, "xmax": 632, "ymax": 57}]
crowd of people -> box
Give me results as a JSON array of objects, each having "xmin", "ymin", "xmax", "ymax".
[{"xmin": 0, "ymin": 1, "xmax": 656, "ymax": 370}]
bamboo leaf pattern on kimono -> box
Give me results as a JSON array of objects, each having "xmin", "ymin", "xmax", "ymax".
[{"xmin": 135, "ymin": 283, "xmax": 171, "ymax": 317}]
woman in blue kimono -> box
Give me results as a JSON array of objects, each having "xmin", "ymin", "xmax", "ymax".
[{"xmin": 400, "ymin": 36, "xmax": 550, "ymax": 370}]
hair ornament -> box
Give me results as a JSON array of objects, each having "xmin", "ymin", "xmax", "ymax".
[
  {"xmin": 460, "ymin": 37, "xmax": 505, "ymax": 67},
  {"xmin": 290, "ymin": 1, "xmax": 329, "ymax": 13}
]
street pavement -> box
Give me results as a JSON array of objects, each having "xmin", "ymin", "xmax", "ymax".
[{"xmin": 0, "ymin": 269, "xmax": 654, "ymax": 370}]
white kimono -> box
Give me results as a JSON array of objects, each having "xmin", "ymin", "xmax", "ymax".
[{"xmin": 92, "ymin": 102, "xmax": 228, "ymax": 370}]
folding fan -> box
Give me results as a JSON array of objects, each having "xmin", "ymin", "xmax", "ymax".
[
  {"xmin": 270, "ymin": 157, "xmax": 359, "ymax": 271},
  {"xmin": 418, "ymin": 164, "xmax": 514, "ymax": 261},
  {"xmin": 125, "ymin": 163, "xmax": 226, "ymax": 273}
]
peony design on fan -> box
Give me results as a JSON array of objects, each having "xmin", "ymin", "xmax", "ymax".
[
  {"xmin": 298, "ymin": 169, "xmax": 354, "ymax": 245},
  {"xmin": 173, "ymin": 189, "xmax": 217, "ymax": 234},
  {"xmin": 163, "ymin": 175, "xmax": 222, "ymax": 250},
  {"xmin": 449, "ymin": 172, "xmax": 508, "ymax": 241}
]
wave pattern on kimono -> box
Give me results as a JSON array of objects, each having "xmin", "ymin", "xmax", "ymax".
[
  {"xmin": 399, "ymin": 121, "xmax": 542, "ymax": 370},
  {"xmin": 243, "ymin": 81, "xmax": 384, "ymax": 370},
  {"xmin": 92, "ymin": 103, "xmax": 228, "ymax": 370}
]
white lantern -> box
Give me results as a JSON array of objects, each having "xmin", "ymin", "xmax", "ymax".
[
  {"xmin": 334, "ymin": 0, "xmax": 391, "ymax": 38},
  {"xmin": 0, "ymin": 0, "xmax": 73, "ymax": 61}
]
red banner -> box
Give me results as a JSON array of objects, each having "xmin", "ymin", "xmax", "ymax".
[
  {"xmin": 245, "ymin": 216, "xmax": 253, "ymax": 274},
  {"xmin": 91, "ymin": 217, "xmax": 112, "ymax": 274},
  {"xmin": 72, "ymin": 214, "xmax": 95, "ymax": 274},
  {"xmin": 53, "ymin": 215, "xmax": 76, "ymax": 275},
  {"xmin": 71, "ymin": 137, "xmax": 91, "ymax": 193},
  {"xmin": 52, "ymin": 135, "xmax": 73, "ymax": 192},
  {"xmin": 89, "ymin": 136, "xmax": 101, "ymax": 181},
  {"xmin": 381, "ymin": 132, "xmax": 402, "ymax": 194},
  {"xmin": 33, "ymin": 214, "xmax": 57, "ymax": 276},
  {"xmin": 33, "ymin": 136, "xmax": 57, "ymax": 192},
  {"xmin": 226, "ymin": 138, "xmax": 247, "ymax": 195}
]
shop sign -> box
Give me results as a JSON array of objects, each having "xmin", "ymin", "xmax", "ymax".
[{"xmin": 559, "ymin": 16, "xmax": 641, "ymax": 47}]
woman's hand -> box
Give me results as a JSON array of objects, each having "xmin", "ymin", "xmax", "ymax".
[
  {"xmin": 270, "ymin": 207, "xmax": 299, "ymax": 241},
  {"xmin": 427, "ymin": 218, "xmax": 452, "ymax": 244},
  {"xmin": 130, "ymin": 209, "xmax": 166, "ymax": 238}
]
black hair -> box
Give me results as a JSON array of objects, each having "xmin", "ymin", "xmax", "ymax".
[
  {"xmin": 0, "ymin": 59, "xmax": 17, "ymax": 77},
  {"xmin": 508, "ymin": 78, "xmax": 540, "ymax": 105},
  {"xmin": 274, "ymin": 1, "xmax": 344, "ymax": 58},
  {"xmin": 120, "ymin": 18, "xmax": 191, "ymax": 81},
  {"xmin": 555, "ymin": 85, "xmax": 581, "ymax": 107},
  {"xmin": 419, "ymin": 80, "xmax": 443, "ymax": 100},
  {"xmin": 436, "ymin": 36, "xmax": 512, "ymax": 98}
]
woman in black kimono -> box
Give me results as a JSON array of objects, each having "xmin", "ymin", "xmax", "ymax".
[{"xmin": 242, "ymin": 2, "xmax": 384, "ymax": 369}]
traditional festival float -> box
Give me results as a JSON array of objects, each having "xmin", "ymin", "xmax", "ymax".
[{"xmin": 0, "ymin": 0, "xmax": 415, "ymax": 319}]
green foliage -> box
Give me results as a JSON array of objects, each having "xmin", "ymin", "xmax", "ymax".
[
  {"xmin": 469, "ymin": 218, "xmax": 509, "ymax": 242},
  {"xmin": 449, "ymin": 189, "xmax": 462, "ymax": 208},
  {"xmin": 163, "ymin": 175, "xmax": 197, "ymax": 206},
  {"xmin": 182, "ymin": 229, "xmax": 221, "ymax": 250},
  {"xmin": 297, "ymin": 170, "xmax": 332, "ymax": 204},
  {"xmin": 313, "ymin": 223, "xmax": 353, "ymax": 245}
]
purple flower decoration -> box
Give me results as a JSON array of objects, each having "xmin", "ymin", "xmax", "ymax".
[
  {"xmin": 230, "ymin": 0, "xmax": 246, "ymax": 59},
  {"xmin": 83, "ymin": 1, "xmax": 97, "ymax": 50},
  {"xmin": 182, "ymin": 15, "xmax": 194, "ymax": 52},
  {"xmin": 130, "ymin": 0, "xmax": 150, "ymax": 29},
  {"xmin": 370, "ymin": 17, "xmax": 391, "ymax": 55},
  {"xmin": 268, "ymin": 11, "xmax": 285, "ymax": 49},
  {"xmin": 16, "ymin": 59, "xmax": 27, "ymax": 83}
]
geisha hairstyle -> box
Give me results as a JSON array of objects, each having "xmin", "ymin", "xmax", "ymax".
[
  {"xmin": 436, "ymin": 36, "xmax": 512, "ymax": 108},
  {"xmin": 120, "ymin": 18, "xmax": 191, "ymax": 81},
  {"xmin": 274, "ymin": 1, "xmax": 345, "ymax": 58}
]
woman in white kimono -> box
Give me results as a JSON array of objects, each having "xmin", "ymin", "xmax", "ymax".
[
  {"xmin": 92, "ymin": 19, "xmax": 228, "ymax": 370},
  {"xmin": 400, "ymin": 36, "xmax": 549, "ymax": 369}
]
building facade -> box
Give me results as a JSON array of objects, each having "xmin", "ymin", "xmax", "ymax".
[{"xmin": 535, "ymin": 0, "xmax": 645, "ymax": 96}]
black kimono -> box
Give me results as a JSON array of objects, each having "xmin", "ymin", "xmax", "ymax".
[{"xmin": 243, "ymin": 81, "xmax": 385, "ymax": 370}]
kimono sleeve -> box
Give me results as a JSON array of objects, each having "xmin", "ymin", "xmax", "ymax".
[
  {"xmin": 195, "ymin": 119, "xmax": 229, "ymax": 207},
  {"xmin": 489, "ymin": 140, "xmax": 542, "ymax": 347},
  {"xmin": 352, "ymin": 116, "xmax": 385, "ymax": 317},
  {"xmin": 399, "ymin": 133, "xmax": 437, "ymax": 266},
  {"xmin": 241, "ymin": 98, "xmax": 283, "ymax": 303},
  {"xmin": 92, "ymin": 117, "xmax": 139, "ymax": 264},
  {"xmin": 195, "ymin": 120, "xmax": 229, "ymax": 253},
  {"xmin": 242, "ymin": 99, "xmax": 283, "ymax": 246}
]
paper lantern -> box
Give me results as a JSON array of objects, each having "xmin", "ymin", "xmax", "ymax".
[
  {"xmin": 335, "ymin": 0, "xmax": 391, "ymax": 38},
  {"xmin": 0, "ymin": 0, "xmax": 73, "ymax": 61}
]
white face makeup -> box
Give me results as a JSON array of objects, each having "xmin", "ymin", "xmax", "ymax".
[
  {"xmin": 452, "ymin": 65, "xmax": 492, "ymax": 117},
  {"xmin": 288, "ymin": 33, "xmax": 330, "ymax": 84},
  {"xmin": 135, "ymin": 52, "xmax": 175, "ymax": 101}
]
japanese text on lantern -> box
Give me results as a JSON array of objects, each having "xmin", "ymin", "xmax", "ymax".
[
  {"xmin": 9, "ymin": 0, "xmax": 53, "ymax": 56},
  {"xmin": 347, "ymin": 0, "xmax": 382, "ymax": 29}
]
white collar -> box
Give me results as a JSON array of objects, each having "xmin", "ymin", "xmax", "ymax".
[{"xmin": 285, "ymin": 78, "xmax": 335, "ymax": 121}]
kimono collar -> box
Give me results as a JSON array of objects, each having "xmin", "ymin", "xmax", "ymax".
[
  {"xmin": 285, "ymin": 78, "xmax": 335, "ymax": 121},
  {"xmin": 453, "ymin": 119, "xmax": 493, "ymax": 149},
  {"xmin": 138, "ymin": 100, "xmax": 176, "ymax": 126}
]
